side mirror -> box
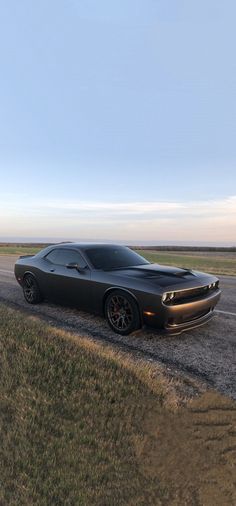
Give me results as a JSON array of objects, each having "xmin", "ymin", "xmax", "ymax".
[
  {"xmin": 66, "ymin": 262, "xmax": 78, "ymax": 269},
  {"xmin": 66, "ymin": 262, "xmax": 87, "ymax": 273}
]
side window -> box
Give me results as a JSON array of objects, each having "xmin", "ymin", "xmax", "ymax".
[
  {"xmin": 45, "ymin": 249, "xmax": 60, "ymax": 264},
  {"xmin": 45, "ymin": 249, "xmax": 87, "ymax": 268}
]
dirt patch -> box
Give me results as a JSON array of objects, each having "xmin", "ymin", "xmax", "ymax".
[{"xmin": 136, "ymin": 391, "xmax": 236, "ymax": 505}]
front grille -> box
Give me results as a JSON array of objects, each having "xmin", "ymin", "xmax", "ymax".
[{"xmin": 165, "ymin": 283, "xmax": 219, "ymax": 305}]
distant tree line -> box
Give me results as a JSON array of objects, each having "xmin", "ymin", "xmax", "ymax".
[
  {"xmin": 0, "ymin": 243, "xmax": 235, "ymax": 252},
  {"xmin": 131, "ymin": 245, "xmax": 236, "ymax": 252},
  {"xmin": 0, "ymin": 242, "xmax": 70, "ymax": 248},
  {"xmin": 0, "ymin": 243, "xmax": 52, "ymax": 248}
]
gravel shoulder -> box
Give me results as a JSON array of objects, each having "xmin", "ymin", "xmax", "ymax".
[{"xmin": 1, "ymin": 255, "xmax": 236, "ymax": 400}]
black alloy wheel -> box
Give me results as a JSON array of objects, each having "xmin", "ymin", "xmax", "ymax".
[
  {"xmin": 105, "ymin": 290, "xmax": 141, "ymax": 335},
  {"xmin": 23, "ymin": 274, "xmax": 43, "ymax": 304}
]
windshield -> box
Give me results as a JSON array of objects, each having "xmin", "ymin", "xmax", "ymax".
[{"xmin": 85, "ymin": 246, "xmax": 150, "ymax": 270}]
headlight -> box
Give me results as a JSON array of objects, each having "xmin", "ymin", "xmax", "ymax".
[
  {"xmin": 208, "ymin": 282, "xmax": 218, "ymax": 289},
  {"xmin": 162, "ymin": 292, "xmax": 175, "ymax": 303}
]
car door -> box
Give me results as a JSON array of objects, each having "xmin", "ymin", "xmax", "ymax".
[{"xmin": 43, "ymin": 248, "xmax": 92, "ymax": 308}]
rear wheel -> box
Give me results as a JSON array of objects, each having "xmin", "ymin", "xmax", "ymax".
[
  {"xmin": 105, "ymin": 290, "xmax": 141, "ymax": 335},
  {"xmin": 23, "ymin": 274, "xmax": 43, "ymax": 304}
]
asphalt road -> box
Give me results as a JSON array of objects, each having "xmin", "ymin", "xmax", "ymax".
[{"xmin": 1, "ymin": 255, "xmax": 236, "ymax": 399}]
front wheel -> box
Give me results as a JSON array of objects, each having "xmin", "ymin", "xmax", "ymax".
[
  {"xmin": 23, "ymin": 274, "xmax": 43, "ymax": 304},
  {"xmin": 105, "ymin": 290, "xmax": 141, "ymax": 335}
]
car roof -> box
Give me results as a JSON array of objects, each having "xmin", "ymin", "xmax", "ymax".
[
  {"xmin": 51, "ymin": 243, "xmax": 125, "ymax": 250},
  {"xmin": 38, "ymin": 243, "xmax": 127, "ymax": 256},
  {"xmin": 36, "ymin": 243, "xmax": 125, "ymax": 260}
]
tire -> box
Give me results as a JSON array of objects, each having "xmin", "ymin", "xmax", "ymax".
[
  {"xmin": 105, "ymin": 290, "xmax": 141, "ymax": 335},
  {"xmin": 23, "ymin": 274, "xmax": 43, "ymax": 304}
]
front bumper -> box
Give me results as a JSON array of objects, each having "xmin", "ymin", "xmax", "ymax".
[{"xmin": 143, "ymin": 288, "xmax": 221, "ymax": 334}]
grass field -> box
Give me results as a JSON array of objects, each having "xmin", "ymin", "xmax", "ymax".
[
  {"xmin": 0, "ymin": 244, "xmax": 235, "ymax": 276},
  {"xmin": 136, "ymin": 249, "xmax": 236, "ymax": 276},
  {"xmin": 1, "ymin": 305, "xmax": 236, "ymax": 505},
  {"xmin": 0, "ymin": 246, "xmax": 42, "ymax": 255}
]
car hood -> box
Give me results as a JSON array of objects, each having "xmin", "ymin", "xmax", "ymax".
[{"xmin": 108, "ymin": 263, "xmax": 215, "ymax": 289}]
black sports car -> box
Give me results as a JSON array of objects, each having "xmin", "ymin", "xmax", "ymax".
[{"xmin": 14, "ymin": 243, "xmax": 221, "ymax": 335}]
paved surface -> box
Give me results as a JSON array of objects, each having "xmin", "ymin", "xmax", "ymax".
[{"xmin": 0, "ymin": 255, "xmax": 236, "ymax": 399}]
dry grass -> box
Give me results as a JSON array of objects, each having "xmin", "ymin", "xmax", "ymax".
[{"xmin": 1, "ymin": 305, "xmax": 236, "ymax": 505}]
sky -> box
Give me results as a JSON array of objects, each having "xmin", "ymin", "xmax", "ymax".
[{"xmin": 0, "ymin": 0, "xmax": 235, "ymax": 244}]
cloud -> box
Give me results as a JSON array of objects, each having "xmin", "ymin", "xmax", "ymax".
[
  {"xmin": 2, "ymin": 195, "xmax": 236, "ymax": 215},
  {"xmin": 0, "ymin": 195, "xmax": 235, "ymax": 242}
]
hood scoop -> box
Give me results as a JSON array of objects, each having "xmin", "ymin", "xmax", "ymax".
[
  {"xmin": 157, "ymin": 268, "xmax": 194, "ymax": 278},
  {"xmin": 127, "ymin": 264, "xmax": 195, "ymax": 279}
]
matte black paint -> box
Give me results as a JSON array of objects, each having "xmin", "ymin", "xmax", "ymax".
[{"xmin": 14, "ymin": 243, "xmax": 221, "ymax": 334}]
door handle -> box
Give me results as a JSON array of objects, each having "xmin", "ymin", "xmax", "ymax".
[{"xmin": 50, "ymin": 269, "xmax": 55, "ymax": 272}]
